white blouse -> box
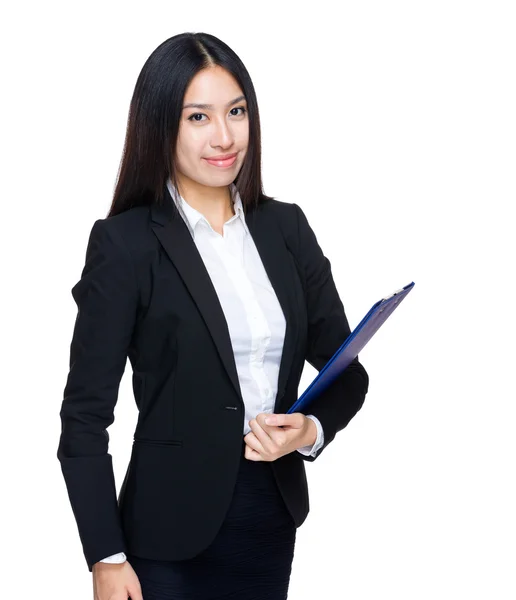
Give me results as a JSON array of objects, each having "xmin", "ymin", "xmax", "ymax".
[{"xmin": 100, "ymin": 181, "xmax": 324, "ymax": 564}]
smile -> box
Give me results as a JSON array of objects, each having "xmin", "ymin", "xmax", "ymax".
[{"xmin": 204, "ymin": 154, "xmax": 238, "ymax": 168}]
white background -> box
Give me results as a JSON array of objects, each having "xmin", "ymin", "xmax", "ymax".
[{"xmin": 1, "ymin": 1, "xmax": 514, "ymax": 598}]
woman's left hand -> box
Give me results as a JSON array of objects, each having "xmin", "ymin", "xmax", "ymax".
[{"xmin": 243, "ymin": 412, "xmax": 317, "ymax": 461}]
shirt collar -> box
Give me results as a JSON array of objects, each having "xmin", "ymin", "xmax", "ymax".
[{"xmin": 166, "ymin": 179, "xmax": 249, "ymax": 237}]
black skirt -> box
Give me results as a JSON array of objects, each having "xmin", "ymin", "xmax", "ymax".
[{"xmin": 127, "ymin": 439, "xmax": 297, "ymax": 600}]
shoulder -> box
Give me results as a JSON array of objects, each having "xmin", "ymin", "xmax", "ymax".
[
  {"xmin": 91, "ymin": 205, "xmax": 153, "ymax": 257},
  {"xmin": 97, "ymin": 205, "xmax": 150, "ymax": 238},
  {"xmin": 260, "ymin": 199, "xmax": 325, "ymax": 271},
  {"xmin": 257, "ymin": 197, "xmax": 314, "ymax": 246},
  {"xmin": 258, "ymin": 197, "xmax": 296, "ymax": 216},
  {"xmin": 255, "ymin": 197, "xmax": 299, "ymax": 233}
]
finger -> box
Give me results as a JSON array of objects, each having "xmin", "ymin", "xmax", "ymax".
[
  {"xmin": 252, "ymin": 419, "xmax": 290, "ymax": 456},
  {"xmin": 127, "ymin": 583, "xmax": 143, "ymax": 600},
  {"xmin": 244, "ymin": 431, "xmax": 266, "ymax": 457},
  {"xmin": 244, "ymin": 442, "xmax": 262, "ymax": 461},
  {"xmin": 255, "ymin": 412, "xmax": 276, "ymax": 429},
  {"xmin": 249, "ymin": 418, "xmax": 275, "ymax": 452},
  {"xmin": 265, "ymin": 412, "xmax": 304, "ymax": 428},
  {"xmin": 126, "ymin": 574, "xmax": 144, "ymax": 600}
]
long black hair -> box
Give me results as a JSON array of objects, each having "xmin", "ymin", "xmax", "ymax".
[{"xmin": 108, "ymin": 32, "xmax": 275, "ymax": 218}]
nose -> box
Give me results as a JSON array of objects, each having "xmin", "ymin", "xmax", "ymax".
[{"xmin": 210, "ymin": 116, "xmax": 234, "ymax": 149}]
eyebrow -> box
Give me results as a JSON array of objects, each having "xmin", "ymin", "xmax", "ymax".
[{"xmin": 182, "ymin": 95, "xmax": 247, "ymax": 110}]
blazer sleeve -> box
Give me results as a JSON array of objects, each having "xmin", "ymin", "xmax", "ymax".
[
  {"xmin": 56, "ymin": 218, "xmax": 139, "ymax": 571},
  {"xmin": 292, "ymin": 203, "xmax": 369, "ymax": 462}
]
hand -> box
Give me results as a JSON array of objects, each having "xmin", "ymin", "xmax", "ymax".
[
  {"xmin": 93, "ymin": 560, "xmax": 143, "ymax": 600},
  {"xmin": 243, "ymin": 412, "xmax": 317, "ymax": 461}
]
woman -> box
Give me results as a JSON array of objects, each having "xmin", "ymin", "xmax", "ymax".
[{"xmin": 57, "ymin": 32, "xmax": 369, "ymax": 600}]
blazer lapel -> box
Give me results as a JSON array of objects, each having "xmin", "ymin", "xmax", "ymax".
[{"xmin": 150, "ymin": 188, "xmax": 298, "ymax": 414}]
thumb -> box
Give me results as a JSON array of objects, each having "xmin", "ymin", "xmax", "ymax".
[{"xmin": 264, "ymin": 413, "xmax": 303, "ymax": 428}]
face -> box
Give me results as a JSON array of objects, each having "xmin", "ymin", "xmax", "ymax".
[{"xmin": 174, "ymin": 65, "xmax": 249, "ymax": 195}]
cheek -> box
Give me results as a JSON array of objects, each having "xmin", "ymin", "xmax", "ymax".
[
  {"xmin": 236, "ymin": 121, "xmax": 249, "ymax": 146},
  {"xmin": 176, "ymin": 135, "xmax": 204, "ymax": 165}
]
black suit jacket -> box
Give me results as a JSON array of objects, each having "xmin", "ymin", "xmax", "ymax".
[{"xmin": 57, "ymin": 186, "xmax": 369, "ymax": 572}]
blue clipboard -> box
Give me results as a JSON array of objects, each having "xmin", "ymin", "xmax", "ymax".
[{"xmin": 287, "ymin": 281, "xmax": 415, "ymax": 414}]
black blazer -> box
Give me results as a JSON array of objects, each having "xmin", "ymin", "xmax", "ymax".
[{"xmin": 57, "ymin": 185, "xmax": 369, "ymax": 572}]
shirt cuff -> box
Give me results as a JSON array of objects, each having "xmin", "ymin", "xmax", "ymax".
[
  {"xmin": 296, "ymin": 414, "xmax": 324, "ymax": 457},
  {"xmin": 99, "ymin": 552, "xmax": 127, "ymax": 563}
]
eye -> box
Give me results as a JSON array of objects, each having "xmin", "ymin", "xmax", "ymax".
[
  {"xmin": 188, "ymin": 113, "xmax": 207, "ymax": 122},
  {"xmin": 230, "ymin": 107, "xmax": 247, "ymax": 117},
  {"xmin": 187, "ymin": 106, "xmax": 247, "ymax": 122}
]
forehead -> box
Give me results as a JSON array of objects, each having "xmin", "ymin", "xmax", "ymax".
[{"xmin": 183, "ymin": 66, "xmax": 244, "ymax": 105}]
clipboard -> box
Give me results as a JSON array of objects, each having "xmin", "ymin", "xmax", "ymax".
[{"xmin": 287, "ymin": 281, "xmax": 415, "ymax": 414}]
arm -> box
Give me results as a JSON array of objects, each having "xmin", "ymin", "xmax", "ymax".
[
  {"xmin": 57, "ymin": 219, "xmax": 138, "ymax": 571},
  {"xmin": 293, "ymin": 203, "xmax": 369, "ymax": 462}
]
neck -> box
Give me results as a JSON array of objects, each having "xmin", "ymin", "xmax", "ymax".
[{"xmin": 176, "ymin": 177, "xmax": 234, "ymax": 220}]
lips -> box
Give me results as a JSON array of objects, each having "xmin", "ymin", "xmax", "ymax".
[{"xmin": 204, "ymin": 152, "xmax": 238, "ymax": 168}]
